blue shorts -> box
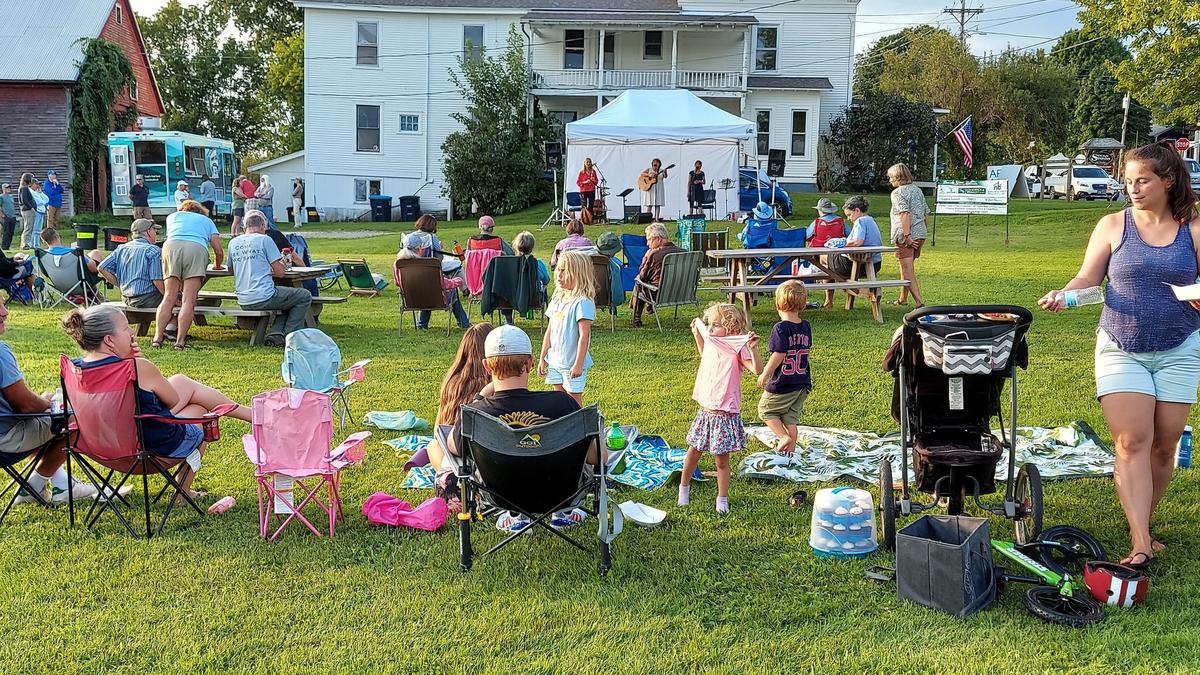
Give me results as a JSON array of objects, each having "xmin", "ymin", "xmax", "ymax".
[
  {"xmin": 1095, "ymin": 329, "xmax": 1200, "ymax": 404},
  {"xmin": 151, "ymin": 423, "xmax": 205, "ymax": 459},
  {"xmin": 545, "ymin": 366, "xmax": 587, "ymax": 394}
]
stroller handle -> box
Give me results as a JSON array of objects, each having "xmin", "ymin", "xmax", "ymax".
[{"xmin": 903, "ymin": 305, "xmax": 1033, "ymax": 327}]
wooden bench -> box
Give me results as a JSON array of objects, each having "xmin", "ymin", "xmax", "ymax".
[
  {"xmin": 719, "ymin": 280, "xmax": 910, "ymax": 323},
  {"xmin": 196, "ymin": 291, "xmax": 348, "ymax": 326},
  {"xmin": 107, "ymin": 302, "xmax": 280, "ymax": 346}
]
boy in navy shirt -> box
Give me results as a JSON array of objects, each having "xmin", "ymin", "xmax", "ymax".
[{"xmin": 756, "ymin": 280, "xmax": 812, "ymax": 455}]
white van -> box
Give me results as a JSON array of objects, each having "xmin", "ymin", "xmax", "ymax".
[{"xmin": 1043, "ymin": 165, "xmax": 1122, "ymax": 200}]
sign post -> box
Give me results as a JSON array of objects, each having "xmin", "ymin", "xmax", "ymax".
[{"xmin": 935, "ymin": 180, "xmax": 1011, "ymax": 245}]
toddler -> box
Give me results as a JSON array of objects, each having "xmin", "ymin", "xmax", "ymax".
[
  {"xmin": 539, "ymin": 251, "xmax": 596, "ymax": 404},
  {"xmin": 679, "ymin": 303, "xmax": 761, "ymax": 513},
  {"xmin": 756, "ymin": 280, "xmax": 813, "ymax": 455}
]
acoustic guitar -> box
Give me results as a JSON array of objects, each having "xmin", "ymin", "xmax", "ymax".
[{"xmin": 638, "ymin": 164, "xmax": 676, "ymax": 191}]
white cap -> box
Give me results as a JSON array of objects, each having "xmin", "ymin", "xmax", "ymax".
[
  {"xmin": 1186, "ymin": 425, "xmax": 1193, "ymax": 432},
  {"xmin": 484, "ymin": 325, "xmax": 532, "ymax": 357}
]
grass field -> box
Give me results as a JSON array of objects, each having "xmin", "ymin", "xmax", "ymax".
[{"xmin": 3, "ymin": 196, "xmax": 1199, "ymax": 673}]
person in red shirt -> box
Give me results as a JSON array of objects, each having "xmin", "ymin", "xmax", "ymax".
[{"xmin": 576, "ymin": 158, "xmax": 599, "ymax": 214}]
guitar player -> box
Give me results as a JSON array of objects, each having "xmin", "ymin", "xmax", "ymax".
[{"xmin": 639, "ymin": 158, "xmax": 669, "ymax": 222}]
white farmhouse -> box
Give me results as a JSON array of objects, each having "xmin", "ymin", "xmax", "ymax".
[{"xmin": 295, "ymin": 0, "xmax": 859, "ymax": 219}]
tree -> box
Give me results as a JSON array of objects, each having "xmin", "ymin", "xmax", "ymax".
[
  {"xmin": 853, "ymin": 26, "xmax": 948, "ymax": 97},
  {"xmin": 1076, "ymin": 0, "xmax": 1200, "ymax": 124},
  {"xmin": 981, "ymin": 51, "xmax": 1073, "ymax": 160},
  {"xmin": 69, "ymin": 39, "xmax": 135, "ymax": 194},
  {"xmin": 442, "ymin": 26, "xmax": 551, "ymax": 215},
  {"xmin": 218, "ymin": 0, "xmax": 304, "ymax": 154},
  {"xmin": 1050, "ymin": 29, "xmax": 1150, "ymax": 147},
  {"xmin": 139, "ymin": 1, "xmax": 267, "ymax": 154},
  {"xmin": 823, "ymin": 92, "xmax": 941, "ymax": 191},
  {"xmin": 263, "ymin": 32, "xmax": 305, "ymax": 155}
]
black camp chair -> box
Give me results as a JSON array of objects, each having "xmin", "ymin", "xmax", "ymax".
[
  {"xmin": 0, "ymin": 411, "xmax": 67, "ymax": 525},
  {"xmin": 454, "ymin": 405, "xmax": 621, "ymax": 575}
]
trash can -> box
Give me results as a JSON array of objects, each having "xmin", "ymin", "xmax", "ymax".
[
  {"xmin": 369, "ymin": 195, "xmax": 393, "ymax": 222},
  {"xmin": 305, "ymin": 206, "xmax": 321, "ymax": 223},
  {"xmin": 103, "ymin": 226, "xmax": 131, "ymax": 251},
  {"xmin": 398, "ymin": 195, "xmax": 421, "ymax": 222},
  {"xmin": 74, "ymin": 223, "xmax": 99, "ymax": 251}
]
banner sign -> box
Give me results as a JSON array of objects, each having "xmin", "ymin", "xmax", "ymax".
[{"xmin": 936, "ymin": 180, "xmax": 1009, "ymax": 215}]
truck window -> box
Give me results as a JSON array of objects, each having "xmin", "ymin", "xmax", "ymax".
[{"xmin": 133, "ymin": 141, "xmax": 166, "ymax": 165}]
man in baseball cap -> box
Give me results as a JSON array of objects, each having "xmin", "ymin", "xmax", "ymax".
[
  {"xmin": 467, "ymin": 214, "xmax": 513, "ymax": 254},
  {"xmin": 434, "ymin": 325, "xmax": 591, "ymax": 531}
]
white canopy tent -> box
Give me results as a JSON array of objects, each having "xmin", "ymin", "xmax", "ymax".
[{"xmin": 564, "ymin": 90, "xmax": 754, "ymax": 222}]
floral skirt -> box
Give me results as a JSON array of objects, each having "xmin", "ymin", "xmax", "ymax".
[{"xmin": 686, "ymin": 409, "xmax": 745, "ymax": 456}]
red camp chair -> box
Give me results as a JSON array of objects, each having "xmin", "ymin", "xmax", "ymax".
[{"xmin": 58, "ymin": 355, "xmax": 238, "ymax": 538}]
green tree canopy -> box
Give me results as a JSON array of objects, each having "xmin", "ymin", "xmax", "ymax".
[
  {"xmin": 1050, "ymin": 28, "xmax": 1151, "ymax": 147},
  {"xmin": 824, "ymin": 92, "xmax": 941, "ymax": 190},
  {"xmin": 853, "ymin": 26, "xmax": 949, "ymax": 98}
]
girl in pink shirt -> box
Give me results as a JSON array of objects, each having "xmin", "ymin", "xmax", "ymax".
[{"xmin": 679, "ymin": 303, "xmax": 762, "ymax": 513}]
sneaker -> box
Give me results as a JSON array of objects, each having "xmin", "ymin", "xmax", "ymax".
[
  {"xmin": 495, "ymin": 511, "xmax": 531, "ymax": 532},
  {"xmin": 13, "ymin": 486, "xmax": 47, "ymax": 505},
  {"xmin": 264, "ymin": 334, "xmax": 286, "ymax": 347},
  {"xmin": 550, "ymin": 508, "xmax": 588, "ymax": 529},
  {"xmin": 50, "ymin": 481, "xmax": 99, "ymax": 504}
]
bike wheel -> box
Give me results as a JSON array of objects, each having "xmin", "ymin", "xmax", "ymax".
[
  {"xmin": 1023, "ymin": 586, "xmax": 1105, "ymax": 627},
  {"xmin": 1013, "ymin": 463, "xmax": 1043, "ymax": 545},
  {"xmin": 879, "ymin": 461, "xmax": 896, "ymax": 551},
  {"xmin": 1037, "ymin": 525, "xmax": 1107, "ymax": 576}
]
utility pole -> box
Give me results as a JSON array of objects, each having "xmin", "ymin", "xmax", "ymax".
[
  {"xmin": 1116, "ymin": 91, "xmax": 1130, "ymax": 180},
  {"xmin": 943, "ymin": 0, "xmax": 983, "ymax": 47}
]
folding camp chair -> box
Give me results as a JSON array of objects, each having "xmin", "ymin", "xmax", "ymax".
[
  {"xmin": 634, "ymin": 251, "xmax": 704, "ymax": 331},
  {"xmin": 0, "ymin": 411, "xmax": 67, "ymax": 525},
  {"xmin": 282, "ymin": 328, "xmax": 370, "ymax": 432},
  {"xmin": 464, "ymin": 248, "xmax": 502, "ymax": 316},
  {"xmin": 769, "ymin": 227, "xmax": 810, "ymax": 274},
  {"xmin": 619, "ymin": 233, "xmax": 649, "ymax": 293},
  {"xmin": 591, "ymin": 255, "xmax": 617, "ymax": 333},
  {"xmin": 691, "ymin": 229, "xmax": 729, "ymax": 276},
  {"xmin": 58, "ymin": 355, "xmax": 238, "ymax": 538},
  {"xmin": 564, "ymin": 192, "xmax": 582, "ymax": 222},
  {"xmin": 35, "ymin": 248, "xmax": 102, "ymax": 308},
  {"xmin": 338, "ymin": 257, "xmax": 383, "ymax": 297},
  {"xmin": 701, "ymin": 189, "xmax": 717, "ymax": 220},
  {"xmin": 242, "ymin": 388, "xmax": 370, "ymax": 540},
  {"xmin": 478, "ymin": 255, "xmax": 546, "ymax": 332},
  {"xmin": 455, "ymin": 405, "xmax": 621, "ymax": 575},
  {"xmin": 394, "ymin": 257, "xmax": 453, "ymax": 335}
]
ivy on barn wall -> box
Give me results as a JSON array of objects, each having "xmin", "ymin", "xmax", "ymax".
[{"xmin": 68, "ymin": 38, "xmax": 135, "ymax": 194}]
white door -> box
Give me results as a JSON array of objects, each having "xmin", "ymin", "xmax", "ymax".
[{"xmin": 110, "ymin": 144, "xmax": 131, "ymax": 204}]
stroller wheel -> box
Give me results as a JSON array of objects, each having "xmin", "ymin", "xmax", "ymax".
[
  {"xmin": 1013, "ymin": 463, "xmax": 1043, "ymax": 545},
  {"xmin": 1023, "ymin": 585, "xmax": 1105, "ymax": 627},
  {"xmin": 879, "ymin": 461, "xmax": 896, "ymax": 551}
]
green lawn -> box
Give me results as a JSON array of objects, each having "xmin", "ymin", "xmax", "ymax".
[{"xmin": 3, "ymin": 197, "xmax": 1198, "ymax": 672}]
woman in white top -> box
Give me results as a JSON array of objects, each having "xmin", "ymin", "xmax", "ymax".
[{"xmin": 640, "ymin": 158, "xmax": 667, "ymax": 222}]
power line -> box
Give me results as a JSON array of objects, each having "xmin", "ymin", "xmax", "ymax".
[{"xmin": 944, "ymin": 0, "xmax": 984, "ymax": 46}]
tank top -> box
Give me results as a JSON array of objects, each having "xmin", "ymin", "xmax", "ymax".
[
  {"xmin": 1099, "ymin": 209, "xmax": 1200, "ymax": 353},
  {"xmin": 72, "ymin": 356, "xmax": 190, "ymax": 454}
]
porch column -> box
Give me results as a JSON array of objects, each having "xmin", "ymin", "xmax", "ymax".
[
  {"xmin": 598, "ymin": 28, "xmax": 606, "ymax": 91},
  {"xmin": 671, "ymin": 29, "xmax": 678, "ymax": 87},
  {"xmin": 741, "ymin": 26, "xmax": 751, "ymax": 90},
  {"xmin": 526, "ymin": 26, "xmax": 535, "ymax": 124}
]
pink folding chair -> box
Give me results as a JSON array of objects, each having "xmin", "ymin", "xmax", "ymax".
[
  {"xmin": 242, "ymin": 388, "xmax": 371, "ymax": 540},
  {"xmin": 58, "ymin": 354, "xmax": 238, "ymax": 538},
  {"xmin": 464, "ymin": 248, "xmax": 502, "ymax": 316}
]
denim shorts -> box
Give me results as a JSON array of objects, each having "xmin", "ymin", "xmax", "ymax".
[
  {"xmin": 545, "ymin": 366, "xmax": 587, "ymax": 394},
  {"xmin": 1095, "ymin": 329, "xmax": 1200, "ymax": 403}
]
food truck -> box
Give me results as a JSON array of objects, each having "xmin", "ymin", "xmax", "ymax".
[{"xmin": 107, "ymin": 130, "xmax": 237, "ymax": 216}]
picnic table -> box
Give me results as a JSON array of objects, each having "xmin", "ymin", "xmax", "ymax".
[
  {"xmin": 202, "ymin": 264, "xmax": 343, "ymax": 327},
  {"xmin": 707, "ymin": 245, "xmax": 907, "ymax": 323}
]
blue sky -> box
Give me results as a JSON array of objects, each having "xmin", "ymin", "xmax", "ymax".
[{"xmin": 128, "ymin": 0, "xmax": 1083, "ymax": 56}]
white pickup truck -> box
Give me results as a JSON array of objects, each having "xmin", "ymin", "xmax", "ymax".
[
  {"xmin": 1185, "ymin": 158, "xmax": 1200, "ymax": 194},
  {"xmin": 1043, "ymin": 165, "xmax": 1123, "ymax": 200}
]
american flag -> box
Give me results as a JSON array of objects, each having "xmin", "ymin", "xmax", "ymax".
[{"xmin": 952, "ymin": 116, "xmax": 974, "ymax": 168}]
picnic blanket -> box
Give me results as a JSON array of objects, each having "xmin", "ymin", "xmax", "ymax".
[
  {"xmin": 738, "ymin": 421, "xmax": 1113, "ymax": 484},
  {"xmin": 363, "ymin": 410, "xmax": 429, "ymax": 432}
]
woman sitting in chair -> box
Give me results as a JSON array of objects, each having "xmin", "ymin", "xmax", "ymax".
[
  {"xmin": 62, "ymin": 305, "xmax": 252, "ymax": 499},
  {"xmin": 426, "ymin": 323, "xmax": 494, "ymax": 508}
]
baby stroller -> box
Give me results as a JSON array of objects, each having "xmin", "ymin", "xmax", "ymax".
[{"xmin": 879, "ymin": 305, "xmax": 1040, "ymax": 550}]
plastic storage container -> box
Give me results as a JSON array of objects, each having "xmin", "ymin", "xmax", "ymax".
[{"xmin": 809, "ymin": 486, "xmax": 877, "ymax": 558}]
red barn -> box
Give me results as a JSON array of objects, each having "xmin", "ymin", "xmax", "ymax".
[{"xmin": 0, "ymin": 0, "xmax": 164, "ymax": 215}]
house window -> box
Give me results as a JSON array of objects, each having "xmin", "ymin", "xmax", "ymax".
[
  {"xmin": 548, "ymin": 111, "xmax": 577, "ymax": 141},
  {"xmin": 603, "ymin": 34, "xmax": 615, "ymax": 70},
  {"xmin": 356, "ymin": 105, "xmax": 381, "ymax": 152},
  {"xmin": 398, "ymin": 114, "xmax": 420, "ymax": 133},
  {"xmin": 357, "ymin": 22, "xmax": 378, "ymax": 66},
  {"xmin": 463, "ymin": 25, "xmax": 485, "ymax": 64},
  {"xmin": 790, "ymin": 110, "xmax": 807, "ymax": 156},
  {"xmin": 129, "ymin": 80, "xmax": 138, "ymax": 101},
  {"xmin": 114, "ymin": 4, "xmax": 122, "ymax": 23},
  {"xmin": 354, "ymin": 178, "xmax": 383, "ymax": 203},
  {"xmin": 643, "ymin": 31, "xmax": 662, "ymax": 60},
  {"xmin": 754, "ymin": 26, "xmax": 778, "ymax": 72},
  {"xmin": 756, "ymin": 110, "xmax": 770, "ymax": 156},
  {"xmin": 564, "ymin": 30, "xmax": 585, "ymax": 70}
]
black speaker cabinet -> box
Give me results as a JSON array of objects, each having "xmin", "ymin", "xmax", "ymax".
[{"xmin": 767, "ymin": 149, "xmax": 786, "ymax": 177}]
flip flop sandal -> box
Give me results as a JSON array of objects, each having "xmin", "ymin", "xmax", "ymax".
[
  {"xmin": 151, "ymin": 340, "xmax": 164, "ymax": 348},
  {"xmin": 1123, "ymin": 551, "xmax": 1154, "ymax": 571}
]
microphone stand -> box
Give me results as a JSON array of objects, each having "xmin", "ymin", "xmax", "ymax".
[{"xmin": 594, "ymin": 164, "xmax": 609, "ymax": 223}]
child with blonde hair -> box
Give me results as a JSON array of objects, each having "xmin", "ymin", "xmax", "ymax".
[
  {"xmin": 679, "ymin": 303, "xmax": 762, "ymax": 513},
  {"xmin": 538, "ymin": 250, "xmax": 597, "ymax": 404},
  {"xmin": 756, "ymin": 280, "xmax": 812, "ymax": 455}
]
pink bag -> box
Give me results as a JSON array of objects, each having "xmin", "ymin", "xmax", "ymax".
[{"xmin": 362, "ymin": 492, "xmax": 448, "ymax": 531}]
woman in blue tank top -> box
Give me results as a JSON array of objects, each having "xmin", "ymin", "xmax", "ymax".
[
  {"xmin": 62, "ymin": 305, "xmax": 252, "ymax": 502},
  {"xmin": 1039, "ymin": 142, "xmax": 1200, "ymax": 569}
]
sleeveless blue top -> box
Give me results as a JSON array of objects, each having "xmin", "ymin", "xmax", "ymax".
[
  {"xmin": 1099, "ymin": 209, "xmax": 1200, "ymax": 353},
  {"xmin": 72, "ymin": 356, "xmax": 189, "ymax": 454}
]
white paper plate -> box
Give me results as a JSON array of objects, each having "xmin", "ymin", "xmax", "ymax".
[{"xmin": 619, "ymin": 501, "xmax": 667, "ymax": 528}]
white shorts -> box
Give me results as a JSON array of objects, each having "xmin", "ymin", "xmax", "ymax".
[{"xmin": 545, "ymin": 366, "xmax": 587, "ymax": 394}]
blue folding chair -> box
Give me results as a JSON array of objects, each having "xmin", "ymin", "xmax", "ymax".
[
  {"xmin": 620, "ymin": 234, "xmax": 648, "ymax": 292},
  {"xmin": 769, "ymin": 227, "xmax": 810, "ymax": 274},
  {"xmin": 564, "ymin": 192, "xmax": 582, "ymax": 223}
]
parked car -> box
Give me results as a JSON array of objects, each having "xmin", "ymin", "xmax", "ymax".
[
  {"xmin": 1185, "ymin": 158, "xmax": 1200, "ymax": 194},
  {"xmin": 1043, "ymin": 165, "xmax": 1123, "ymax": 200},
  {"xmin": 738, "ymin": 167, "xmax": 793, "ymax": 216}
]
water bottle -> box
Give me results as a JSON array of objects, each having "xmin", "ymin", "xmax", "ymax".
[
  {"xmin": 606, "ymin": 422, "xmax": 626, "ymax": 452},
  {"xmin": 453, "ymin": 240, "xmax": 464, "ymax": 257},
  {"xmin": 1057, "ymin": 286, "xmax": 1104, "ymax": 308},
  {"xmin": 1177, "ymin": 425, "xmax": 1193, "ymax": 469}
]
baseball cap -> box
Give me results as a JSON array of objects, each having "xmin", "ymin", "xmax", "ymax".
[
  {"xmin": 177, "ymin": 180, "xmax": 188, "ymax": 188},
  {"xmin": 478, "ymin": 215, "xmax": 496, "ymax": 231},
  {"xmin": 131, "ymin": 218, "xmax": 160, "ymax": 233},
  {"xmin": 596, "ymin": 231, "xmax": 621, "ymax": 256},
  {"xmin": 814, "ymin": 197, "xmax": 837, "ymax": 214},
  {"xmin": 484, "ymin": 325, "xmax": 532, "ymax": 357},
  {"xmin": 1, "ymin": 183, "xmax": 8, "ymax": 190},
  {"xmin": 47, "ymin": 169, "xmax": 56, "ymax": 176}
]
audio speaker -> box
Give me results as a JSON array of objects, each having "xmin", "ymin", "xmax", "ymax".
[
  {"xmin": 767, "ymin": 149, "xmax": 786, "ymax": 178},
  {"xmin": 544, "ymin": 142, "xmax": 563, "ymax": 170}
]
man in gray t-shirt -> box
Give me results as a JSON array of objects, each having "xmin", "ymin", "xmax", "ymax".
[{"xmin": 228, "ymin": 210, "xmax": 311, "ymax": 347}]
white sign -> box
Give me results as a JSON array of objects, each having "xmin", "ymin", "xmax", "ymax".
[
  {"xmin": 986, "ymin": 165, "xmax": 1030, "ymax": 198},
  {"xmin": 936, "ymin": 180, "xmax": 1009, "ymax": 215}
]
